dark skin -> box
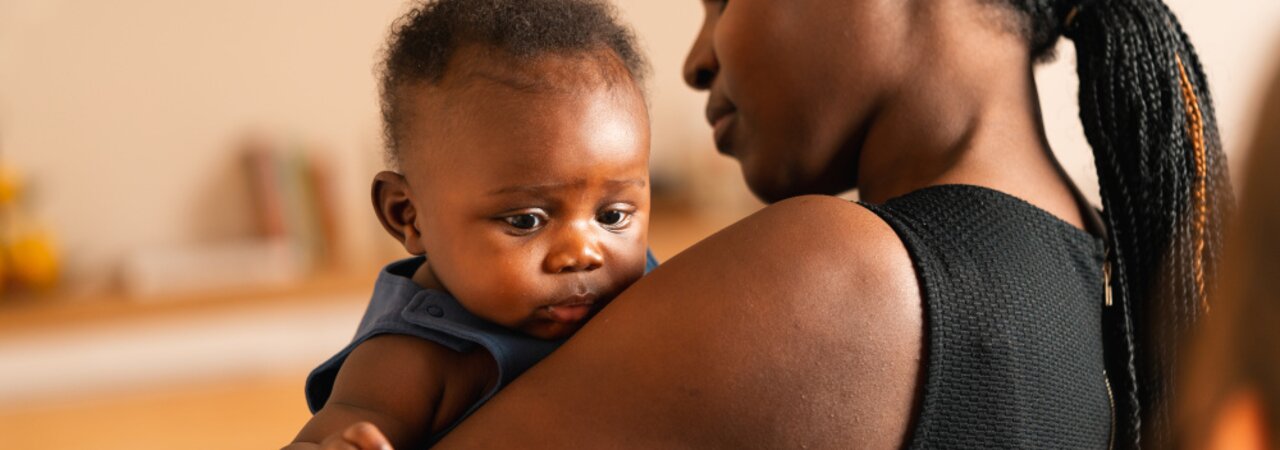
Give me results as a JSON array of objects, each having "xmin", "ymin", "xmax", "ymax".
[
  {"xmin": 285, "ymin": 48, "xmax": 651, "ymax": 450},
  {"xmin": 425, "ymin": 0, "xmax": 1089, "ymax": 448}
]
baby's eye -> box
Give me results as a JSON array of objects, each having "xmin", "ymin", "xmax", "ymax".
[
  {"xmin": 503, "ymin": 213, "xmax": 545, "ymax": 231},
  {"xmin": 596, "ymin": 208, "xmax": 632, "ymax": 230}
]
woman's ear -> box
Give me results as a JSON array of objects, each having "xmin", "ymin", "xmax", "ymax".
[{"xmin": 372, "ymin": 171, "xmax": 427, "ymax": 255}]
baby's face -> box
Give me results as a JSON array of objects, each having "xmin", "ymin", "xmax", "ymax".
[{"xmin": 395, "ymin": 53, "xmax": 650, "ymax": 340}]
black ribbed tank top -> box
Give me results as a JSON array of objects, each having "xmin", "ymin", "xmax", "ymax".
[{"xmin": 860, "ymin": 185, "xmax": 1112, "ymax": 449}]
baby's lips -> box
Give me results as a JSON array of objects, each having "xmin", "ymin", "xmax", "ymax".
[{"xmin": 544, "ymin": 303, "xmax": 592, "ymax": 324}]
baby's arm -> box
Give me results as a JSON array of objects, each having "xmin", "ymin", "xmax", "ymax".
[{"xmin": 284, "ymin": 334, "xmax": 451, "ymax": 450}]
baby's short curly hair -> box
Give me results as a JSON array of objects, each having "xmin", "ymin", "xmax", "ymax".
[{"xmin": 379, "ymin": 0, "xmax": 649, "ymax": 167}]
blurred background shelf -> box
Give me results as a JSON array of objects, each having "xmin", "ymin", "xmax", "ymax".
[
  {"xmin": 0, "ymin": 373, "xmax": 311, "ymax": 450},
  {"xmin": 0, "ymin": 273, "xmax": 375, "ymax": 450},
  {"xmin": 0, "ymin": 270, "xmax": 375, "ymax": 408},
  {"xmin": 0, "ymin": 208, "xmax": 731, "ymax": 334},
  {"xmin": 0, "ymin": 269, "xmax": 377, "ymax": 334}
]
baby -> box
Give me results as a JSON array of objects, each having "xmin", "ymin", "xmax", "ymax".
[{"xmin": 284, "ymin": 0, "xmax": 652, "ymax": 448}]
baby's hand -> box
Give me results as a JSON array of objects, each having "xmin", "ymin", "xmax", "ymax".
[{"xmin": 319, "ymin": 422, "xmax": 393, "ymax": 450}]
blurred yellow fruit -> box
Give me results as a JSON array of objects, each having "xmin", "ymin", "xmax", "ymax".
[
  {"xmin": 0, "ymin": 245, "xmax": 6, "ymax": 296},
  {"xmin": 9, "ymin": 232, "xmax": 58, "ymax": 291},
  {"xmin": 0, "ymin": 166, "xmax": 22, "ymax": 206}
]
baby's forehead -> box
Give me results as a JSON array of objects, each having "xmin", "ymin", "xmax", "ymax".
[
  {"xmin": 442, "ymin": 45, "xmax": 638, "ymax": 95},
  {"xmin": 390, "ymin": 48, "xmax": 650, "ymax": 191},
  {"xmin": 400, "ymin": 110, "xmax": 650, "ymax": 200},
  {"xmin": 397, "ymin": 71, "xmax": 648, "ymax": 183}
]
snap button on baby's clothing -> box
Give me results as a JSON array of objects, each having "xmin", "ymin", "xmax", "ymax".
[{"xmin": 425, "ymin": 304, "xmax": 444, "ymax": 317}]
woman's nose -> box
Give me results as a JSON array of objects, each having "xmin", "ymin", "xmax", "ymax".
[
  {"xmin": 543, "ymin": 227, "xmax": 605, "ymax": 274},
  {"xmin": 683, "ymin": 22, "xmax": 719, "ymax": 90}
]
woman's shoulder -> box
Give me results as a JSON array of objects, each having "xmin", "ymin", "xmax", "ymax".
[
  {"xmin": 692, "ymin": 194, "xmax": 920, "ymax": 347},
  {"xmin": 748, "ymin": 193, "xmax": 902, "ymax": 242},
  {"xmin": 651, "ymin": 194, "xmax": 919, "ymax": 325},
  {"xmin": 433, "ymin": 195, "xmax": 923, "ymax": 448},
  {"xmin": 713, "ymin": 194, "xmax": 915, "ymax": 288}
]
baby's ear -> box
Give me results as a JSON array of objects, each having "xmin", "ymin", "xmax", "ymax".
[{"xmin": 372, "ymin": 171, "xmax": 426, "ymax": 255}]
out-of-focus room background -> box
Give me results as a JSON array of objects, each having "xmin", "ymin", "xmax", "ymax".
[{"xmin": 0, "ymin": 1, "xmax": 1277, "ymax": 448}]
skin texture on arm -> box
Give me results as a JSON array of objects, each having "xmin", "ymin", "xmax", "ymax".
[
  {"xmin": 287, "ymin": 334, "xmax": 496, "ymax": 450},
  {"xmin": 434, "ymin": 195, "xmax": 923, "ymax": 449}
]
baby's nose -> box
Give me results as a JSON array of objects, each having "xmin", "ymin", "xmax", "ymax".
[{"xmin": 544, "ymin": 231, "xmax": 604, "ymax": 274}]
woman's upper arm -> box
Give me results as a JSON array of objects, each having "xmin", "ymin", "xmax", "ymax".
[{"xmin": 435, "ymin": 195, "xmax": 924, "ymax": 449}]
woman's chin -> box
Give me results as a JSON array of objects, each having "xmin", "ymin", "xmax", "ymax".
[
  {"xmin": 748, "ymin": 175, "xmax": 859, "ymax": 205},
  {"xmin": 742, "ymin": 166, "xmax": 800, "ymax": 204},
  {"xmin": 742, "ymin": 158, "xmax": 861, "ymax": 204},
  {"xmin": 738, "ymin": 163, "xmax": 813, "ymax": 205}
]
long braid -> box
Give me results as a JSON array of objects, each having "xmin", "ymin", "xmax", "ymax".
[
  {"xmin": 1068, "ymin": 0, "xmax": 1228, "ymax": 447},
  {"xmin": 996, "ymin": 0, "xmax": 1230, "ymax": 447}
]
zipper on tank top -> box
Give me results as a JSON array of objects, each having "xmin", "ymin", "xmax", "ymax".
[{"xmin": 1103, "ymin": 253, "xmax": 1116, "ymax": 450}]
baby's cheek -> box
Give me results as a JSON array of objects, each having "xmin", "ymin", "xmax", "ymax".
[
  {"xmin": 457, "ymin": 287, "xmax": 530, "ymax": 331},
  {"xmin": 620, "ymin": 243, "xmax": 649, "ymax": 277},
  {"xmin": 618, "ymin": 259, "xmax": 644, "ymax": 287},
  {"xmin": 484, "ymin": 265, "xmax": 549, "ymax": 319}
]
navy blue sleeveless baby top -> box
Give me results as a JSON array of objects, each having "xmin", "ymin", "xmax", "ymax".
[{"xmin": 306, "ymin": 252, "xmax": 659, "ymax": 444}]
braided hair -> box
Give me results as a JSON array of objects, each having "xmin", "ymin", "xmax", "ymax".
[{"xmin": 993, "ymin": 0, "xmax": 1230, "ymax": 447}]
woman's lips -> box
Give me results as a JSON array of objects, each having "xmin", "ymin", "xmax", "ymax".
[
  {"xmin": 712, "ymin": 113, "xmax": 737, "ymax": 155},
  {"xmin": 705, "ymin": 94, "xmax": 738, "ymax": 155}
]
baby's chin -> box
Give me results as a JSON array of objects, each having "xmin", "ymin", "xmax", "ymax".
[
  {"xmin": 523, "ymin": 301, "xmax": 609, "ymax": 339},
  {"xmin": 518, "ymin": 290, "xmax": 624, "ymax": 340},
  {"xmin": 522, "ymin": 319, "xmax": 586, "ymax": 340}
]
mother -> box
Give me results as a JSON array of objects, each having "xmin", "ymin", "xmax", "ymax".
[{"xmin": 438, "ymin": 0, "xmax": 1228, "ymax": 447}]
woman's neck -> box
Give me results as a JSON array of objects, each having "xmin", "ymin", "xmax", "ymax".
[{"xmin": 853, "ymin": 15, "xmax": 1084, "ymax": 229}]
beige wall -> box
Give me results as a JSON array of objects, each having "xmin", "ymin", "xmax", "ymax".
[
  {"xmin": 1, "ymin": 0, "xmax": 1277, "ymax": 291},
  {"xmin": 0, "ymin": 1, "xmax": 413, "ymax": 290}
]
